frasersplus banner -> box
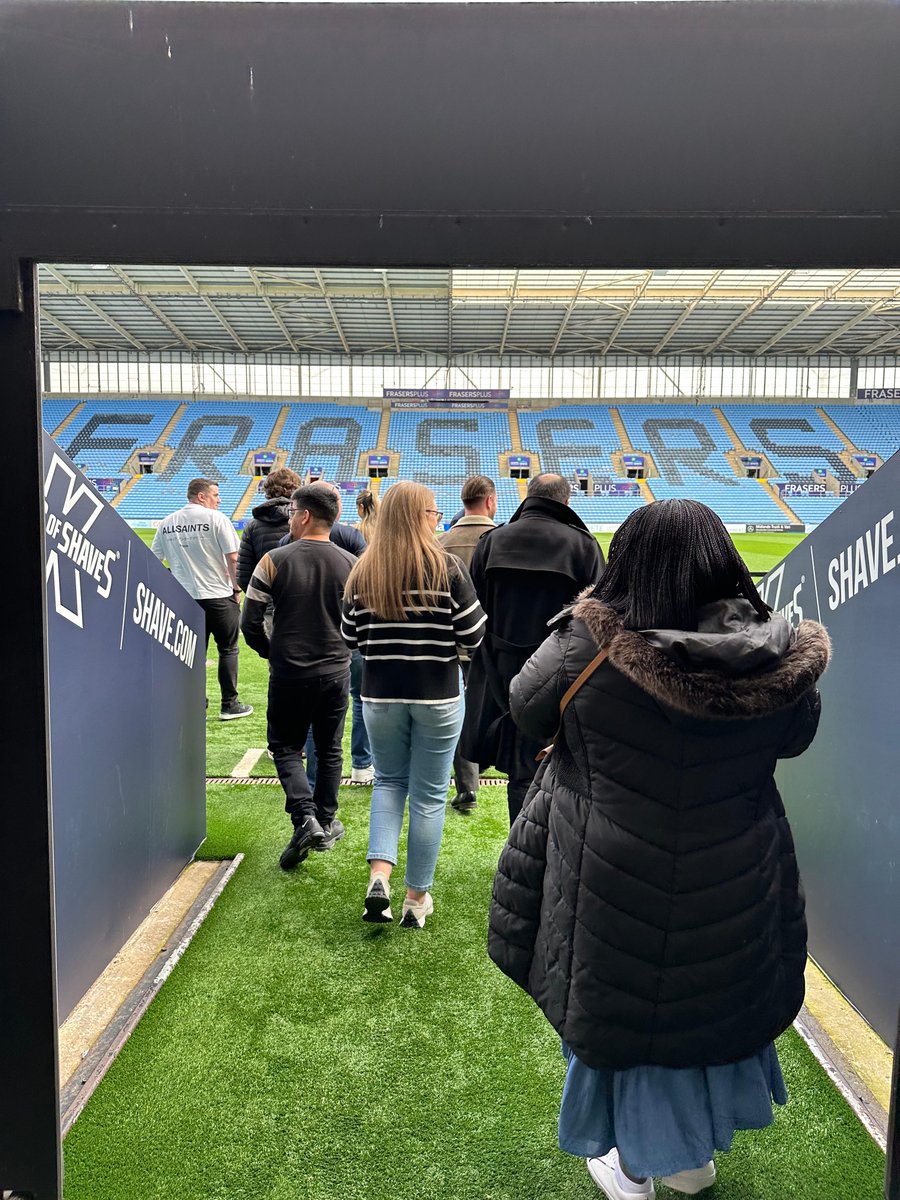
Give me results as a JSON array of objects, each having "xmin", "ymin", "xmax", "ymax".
[
  {"xmin": 759, "ymin": 449, "xmax": 900, "ymax": 1043},
  {"xmin": 384, "ymin": 388, "xmax": 509, "ymax": 408},
  {"xmin": 43, "ymin": 433, "xmax": 206, "ymax": 1019}
]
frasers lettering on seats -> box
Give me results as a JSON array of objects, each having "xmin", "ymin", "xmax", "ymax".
[
  {"xmin": 827, "ymin": 510, "xmax": 896, "ymax": 612},
  {"xmin": 131, "ymin": 582, "xmax": 198, "ymax": 668}
]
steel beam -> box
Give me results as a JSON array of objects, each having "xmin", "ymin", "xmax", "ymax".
[{"xmin": 0, "ymin": 263, "xmax": 61, "ymax": 1200}]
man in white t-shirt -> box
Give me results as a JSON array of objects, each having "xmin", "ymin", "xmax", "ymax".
[{"xmin": 152, "ymin": 477, "xmax": 253, "ymax": 720}]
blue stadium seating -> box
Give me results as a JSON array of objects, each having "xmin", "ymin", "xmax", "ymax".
[
  {"xmin": 722, "ymin": 404, "xmax": 854, "ymax": 484},
  {"xmin": 822, "ymin": 405, "xmax": 900, "ymax": 465},
  {"xmin": 39, "ymin": 398, "xmax": 900, "ymax": 528},
  {"xmin": 116, "ymin": 402, "xmax": 280, "ymax": 519},
  {"xmin": 387, "ymin": 410, "xmax": 509, "ymax": 483},
  {"xmin": 517, "ymin": 406, "xmax": 620, "ymax": 479},
  {"xmin": 648, "ymin": 479, "xmax": 787, "ymax": 524},
  {"xmin": 41, "ymin": 398, "xmax": 78, "ymax": 435},
  {"xmin": 616, "ymin": 406, "xmax": 784, "ymax": 524},
  {"xmin": 780, "ymin": 494, "xmax": 845, "ymax": 526},
  {"xmin": 57, "ymin": 399, "xmax": 181, "ymax": 479},
  {"xmin": 278, "ymin": 403, "xmax": 382, "ymax": 483}
]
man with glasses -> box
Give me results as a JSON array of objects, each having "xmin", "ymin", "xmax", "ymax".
[
  {"xmin": 277, "ymin": 480, "xmax": 374, "ymax": 784},
  {"xmin": 242, "ymin": 485, "xmax": 356, "ymax": 867}
]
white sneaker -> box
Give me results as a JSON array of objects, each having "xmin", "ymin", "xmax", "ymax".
[
  {"xmin": 399, "ymin": 892, "xmax": 434, "ymax": 929},
  {"xmin": 660, "ymin": 1161, "xmax": 716, "ymax": 1194},
  {"xmin": 587, "ymin": 1149, "xmax": 655, "ymax": 1200},
  {"xmin": 351, "ymin": 765, "xmax": 375, "ymax": 785},
  {"xmin": 362, "ymin": 872, "xmax": 392, "ymax": 923}
]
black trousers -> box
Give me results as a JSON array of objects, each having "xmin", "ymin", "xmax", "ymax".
[
  {"xmin": 452, "ymin": 660, "xmax": 480, "ymax": 796},
  {"xmin": 506, "ymin": 775, "xmax": 533, "ymax": 826},
  {"xmin": 198, "ymin": 595, "xmax": 240, "ymax": 706},
  {"xmin": 267, "ymin": 671, "xmax": 349, "ymax": 826}
]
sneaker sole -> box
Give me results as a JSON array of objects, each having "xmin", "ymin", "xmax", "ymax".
[
  {"xmin": 219, "ymin": 710, "xmax": 254, "ymax": 721},
  {"xmin": 363, "ymin": 891, "xmax": 392, "ymax": 922},
  {"xmin": 313, "ymin": 828, "xmax": 346, "ymax": 852},
  {"xmin": 279, "ymin": 847, "xmax": 310, "ymax": 870},
  {"xmin": 399, "ymin": 898, "xmax": 434, "ymax": 929},
  {"xmin": 586, "ymin": 1158, "xmax": 655, "ymax": 1200},
  {"xmin": 659, "ymin": 1164, "xmax": 716, "ymax": 1194},
  {"xmin": 279, "ymin": 830, "xmax": 326, "ymax": 869}
]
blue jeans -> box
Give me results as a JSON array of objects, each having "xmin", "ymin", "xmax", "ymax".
[
  {"xmin": 306, "ymin": 650, "xmax": 371, "ymax": 783},
  {"xmin": 364, "ymin": 696, "xmax": 464, "ymax": 891}
]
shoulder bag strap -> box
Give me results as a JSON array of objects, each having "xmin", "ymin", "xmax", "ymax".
[{"xmin": 536, "ymin": 646, "xmax": 609, "ymax": 761}]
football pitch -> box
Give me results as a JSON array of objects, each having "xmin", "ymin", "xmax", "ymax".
[{"xmin": 134, "ymin": 527, "xmax": 807, "ymax": 579}]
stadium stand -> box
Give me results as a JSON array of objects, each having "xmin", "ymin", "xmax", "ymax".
[
  {"xmin": 384, "ymin": 410, "xmax": 521, "ymax": 519},
  {"xmin": 115, "ymin": 401, "xmax": 279, "ymax": 519},
  {"xmin": 41, "ymin": 398, "xmax": 78, "ymax": 435},
  {"xmin": 823, "ymin": 405, "xmax": 900, "ymax": 464},
  {"xmin": 60, "ymin": 399, "xmax": 182, "ymax": 478},
  {"xmin": 517, "ymin": 406, "xmax": 645, "ymax": 525},
  {"xmin": 617, "ymin": 405, "xmax": 786, "ymax": 524},
  {"xmin": 42, "ymin": 398, "xmax": 900, "ymax": 528},
  {"xmin": 277, "ymin": 402, "xmax": 381, "ymax": 482},
  {"xmin": 722, "ymin": 404, "xmax": 855, "ymax": 484}
]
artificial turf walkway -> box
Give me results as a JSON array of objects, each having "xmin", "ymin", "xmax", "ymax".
[{"xmin": 64, "ymin": 530, "xmax": 883, "ymax": 1198}]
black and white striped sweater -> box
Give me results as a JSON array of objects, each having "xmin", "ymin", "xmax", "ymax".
[{"xmin": 340, "ymin": 557, "xmax": 486, "ymax": 703}]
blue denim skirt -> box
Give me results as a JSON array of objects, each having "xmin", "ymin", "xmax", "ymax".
[{"xmin": 557, "ymin": 1041, "xmax": 787, "ymax": 1178}]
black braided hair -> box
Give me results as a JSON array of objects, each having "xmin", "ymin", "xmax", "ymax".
[{"xmin": 593, "ymin": 498, "xmax": 770, "ymax": 631}]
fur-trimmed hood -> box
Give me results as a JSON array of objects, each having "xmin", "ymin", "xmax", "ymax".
[{"xmin": 569, "ymin": 592, "xmax": 831, "ymax": 720}]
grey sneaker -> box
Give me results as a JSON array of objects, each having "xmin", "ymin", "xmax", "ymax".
[
  {"xmin": 220, "ymin": 700, "xmax": 253, "ymax": 721},
  {"xmin": 399, "ymin": 892, "xmax": 434, "ymax": 930},
  {"xmin": 279, "ymin": 815, "xmax": 326, "ymax": 869},
  {"xmin": 313, "ymin": 818, "xmax": 346, "ymax": 852},
  {"xmin": 362, "ymin": 872, "xmax": 392, "ymax": 923}
]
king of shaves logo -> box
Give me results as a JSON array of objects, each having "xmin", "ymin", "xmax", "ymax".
[{"xmin": 44, "ymin": 454, "xmax": 119, "ymax": 629}]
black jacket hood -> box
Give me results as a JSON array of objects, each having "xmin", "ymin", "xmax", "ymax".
[
  {"xmin": 641, "ymin": 598, "xmax": 792, "ymax": 676},
  {"xmin": 251, "ymin": 496, "xmax": 291, "ymax": 524},
  {"xmin": 568, "ymin": 593, "xmax": 831, "ymax": 721}
]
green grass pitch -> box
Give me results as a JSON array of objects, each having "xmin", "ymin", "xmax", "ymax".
[{"xmin": 66, "ymin": 525, "xmax": 885, "ymax": 1200}]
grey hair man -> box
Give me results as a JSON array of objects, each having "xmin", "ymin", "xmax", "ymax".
[{"xmin": 459, "ymin": 472, "xmax": 605, "ymax": 823}]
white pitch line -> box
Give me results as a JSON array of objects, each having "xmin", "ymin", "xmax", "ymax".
[{"xmin": 231, "ymin": 748, "xmax": 265, "ymax": 777}]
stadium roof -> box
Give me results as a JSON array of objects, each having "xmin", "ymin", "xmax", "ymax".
[{"xmin": 37, "ymin": 266, "xmax": 900, "ymax": 359}]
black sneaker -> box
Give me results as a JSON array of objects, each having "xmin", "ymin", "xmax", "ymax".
[
  {"xmin": 313, "ymin": 818, "xmax": 346, "ymax": 852},
  {"xmin": 220, "ymin": 700, "xmax": 253, "ymax": 721},
  {"xmin": 279, "ymin": 815, "xmax": 326, "ymax": 869},
  {"xmin": 451, "ymin": 791, "xmax": 478, "ymax": 812}
]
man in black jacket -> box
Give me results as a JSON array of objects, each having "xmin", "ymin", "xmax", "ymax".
[
  {"xmin": 236, "ymin": 467, "xmax": 303, "ymax": 592},
  {"xmin": 242, "ymin": 485, "xmax": 356, "ymax": 868},
  {"xmin": 459, "ymin": 473, "xmax": 604, "ymax": 823}
]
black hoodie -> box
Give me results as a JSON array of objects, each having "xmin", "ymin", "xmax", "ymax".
[{"xmin": 236, "ymin": 497, "xmax": 292, "ymax": 591}]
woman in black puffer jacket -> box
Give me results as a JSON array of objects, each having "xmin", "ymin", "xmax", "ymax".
[
  {"xmin": 488, "ymin": 499, "xmax": 830, "ymax": 1200},
  {"xmin": 236, "ymin": 466, "xmax": 302, "ymax": 591}
]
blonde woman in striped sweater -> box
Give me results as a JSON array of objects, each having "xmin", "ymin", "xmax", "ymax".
[{"xmin": 341, "ymin": 481, "xmax": 486, "ymax": 928}]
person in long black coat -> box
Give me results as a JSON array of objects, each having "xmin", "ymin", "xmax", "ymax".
[
  {"xmin": 459, "ymin": 474, "xmax": 604, "ymax": 823},
  {"xmin": 488, "ymin": 499, "xmax": 830, "ymax": 1200}
]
